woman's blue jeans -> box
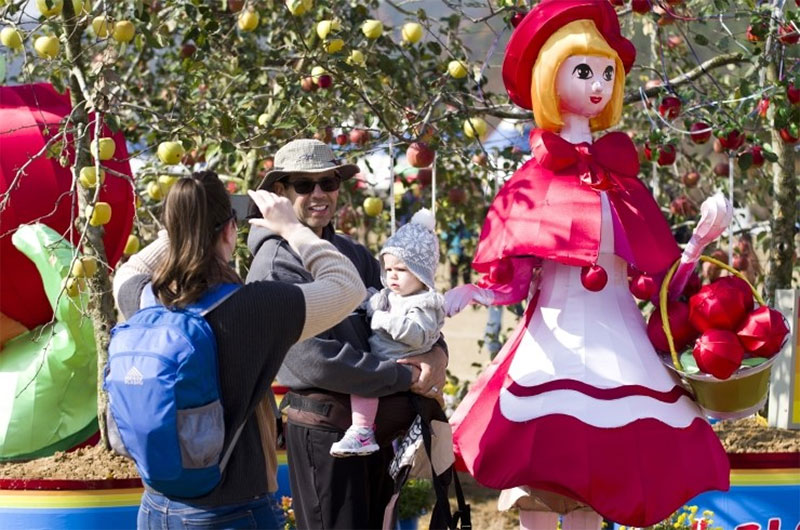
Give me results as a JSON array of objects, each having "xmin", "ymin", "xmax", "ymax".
[{"xmin": 137, "ymin": 490, "xmax": 283, "ymax": 529}]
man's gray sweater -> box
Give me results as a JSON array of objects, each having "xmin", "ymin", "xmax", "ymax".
[{"xmin": 246, "ymin": 224, "xmax": 414, "ymax": 397}]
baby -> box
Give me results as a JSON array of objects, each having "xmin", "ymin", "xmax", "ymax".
[{"xmin": 330, "ymin": 209, "xmax": 445, "ymax": 457}]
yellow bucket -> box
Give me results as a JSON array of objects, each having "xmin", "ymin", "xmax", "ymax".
[{"xmin": 659, "ymin": 256, "xmax": 774, "ymax": 420}]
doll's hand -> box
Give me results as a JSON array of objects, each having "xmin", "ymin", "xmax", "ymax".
[
  {"xmin": 443, "ymin": 284, "xmax": 494, "ymax": 317},
  {"xmin": 682, "ymin": 193, "xmax": 733, "ymax": 262}
]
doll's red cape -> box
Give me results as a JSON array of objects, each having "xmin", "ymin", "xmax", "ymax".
[{"xmin": 472, "ymin": 129, "xmax": 680, "ymax": 280}]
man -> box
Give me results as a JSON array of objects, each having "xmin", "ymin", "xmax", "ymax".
[{"xmin": 246, "ymin": 139, "xmax": 448, "ymax": 529}]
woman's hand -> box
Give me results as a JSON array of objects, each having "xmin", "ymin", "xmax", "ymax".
[
  {"xmin": 247, "ymin": 190, "xmax": 303, "ymax": 238},
  {"xmin": 443, "ymin": 284, "xmax": 495, "ymax": 317}
]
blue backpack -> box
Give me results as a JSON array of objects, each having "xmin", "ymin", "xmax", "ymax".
[{"xmin": 105, "ymin": 283, "xmax": 240, "ymax": 498}]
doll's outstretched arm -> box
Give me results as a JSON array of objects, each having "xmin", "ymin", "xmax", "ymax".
[
  {"xmin": 443, "ymin": 256, "xmax": 538, "ymax": 317},
  {"xmin": 668, "ymin": 193, "xmax": 732, "ymax": 300}
]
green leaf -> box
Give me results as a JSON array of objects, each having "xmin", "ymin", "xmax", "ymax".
[
  {"xmin": 679, "ymin": 351, "xmax": 700, "ymax": 374},
  {"xmin": 694, "ymin": 34, "xmax": 709, "ymax": 46},
  {"xmin": 0, "ymin": 55, "xmax": 5, "ymax": 85},
  {"xmin": 738, "ymin": 152, "xmax": 753, "ymax": 171},
  {"xmin": 763, "ymin": 150, "xmax": 778, "ymax": 163},
  {"xmin": 741, "ymin": 357, "xmax": 768, "ymax": 367}
]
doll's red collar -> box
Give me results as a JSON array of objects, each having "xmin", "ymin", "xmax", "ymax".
[{"xmin": 529, "ymin": 129, "xmax": 639, "ymax": 191}]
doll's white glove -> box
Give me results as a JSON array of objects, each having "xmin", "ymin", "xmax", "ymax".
[
  {"xmin": 443, "ymin": 284, "xmax": 495, "ymax": 317},
  {"xmin": 669, "ymin": 192, "xmax": 733, "ymax": 300},
  {"xmin": 682, "ymin": 192, "xmax": 733, "ymax": 263}
]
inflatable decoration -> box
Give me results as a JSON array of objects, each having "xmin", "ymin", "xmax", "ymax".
[
  {"xmin": 0, "ymin": 83, "xmax": 134, "ymax": 332},
  {"xmin": 0, "ymin": 83, "xmax": 134, "ymax": 459},
  {"xmin": 0, "ymin": 224, "xmax": 98, "ymax": 459},
  {"xmin": 443, "ymin": 1, "xmax": 731, "ymax": 528}
]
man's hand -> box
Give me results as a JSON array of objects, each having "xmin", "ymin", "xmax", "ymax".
[{"xmin": 397, "ymin": 345, "xmax": 447, "ymax": 400}]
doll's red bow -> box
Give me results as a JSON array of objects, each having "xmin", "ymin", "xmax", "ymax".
[{"xmin": 530, "ymin": 129, "xmax": 639, "ymax": 191}]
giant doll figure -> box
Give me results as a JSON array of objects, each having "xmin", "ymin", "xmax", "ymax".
[{"xmin": 444, "ymin": 1, "xmax": 730, "ymax": 529}]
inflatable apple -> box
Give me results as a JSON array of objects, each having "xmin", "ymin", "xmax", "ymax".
[{"xmin": 0, "ymin": 83, "xmax": 134, "ymax": 331}]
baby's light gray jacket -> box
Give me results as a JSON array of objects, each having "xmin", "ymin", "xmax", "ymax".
[{"xmin": 368, "ymin": 288, "xmax": 446, "ymax": 359}]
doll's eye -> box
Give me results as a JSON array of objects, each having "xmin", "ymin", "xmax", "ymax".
[
  {"xmin": 572, "ymin": 64, "xmax": 593, "ymax": 79},
  {"xmin": 603, "ymin": 66, "xmax": 614, "ymax": 82}
]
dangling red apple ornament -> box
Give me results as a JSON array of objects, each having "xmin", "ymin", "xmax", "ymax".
[
  {"xmin": 736, "ymin": 306, "xmax": 790, "ymax": 358},
  {"xmin": 630, "ymin": 272, "xmax": 657, "ymax": 300},
  {"xmin": 689, "ymin": 276, "xmax": 754, "ymax": 332},
  {"xmin": 581, "ymin": 264, "xmax": 607, "ymax": 292},
  {"xmin": 693, "ymin": 329, "xmax": 745, "ymax": 379},
  {"xmin": 647, "ymin": 301, "xmax": 698, "ymax": 353}
]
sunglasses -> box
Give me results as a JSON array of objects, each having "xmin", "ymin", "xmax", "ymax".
[{"xmin": 284, "ymin": 175, "xmax": 341, "ymax": 195}]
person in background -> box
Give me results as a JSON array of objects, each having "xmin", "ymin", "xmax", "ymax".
[{"xmin": 112, "ymin": 171, "xmax": 365, "ymax": 529}]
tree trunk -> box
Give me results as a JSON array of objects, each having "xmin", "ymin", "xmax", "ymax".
[
  {"xmin": 763, "ymin": 2, "xmax": 797, "ymax": 305},
  {"xmin": 61, "ymin": 2, "xmax": 115, "ymax": 450}
]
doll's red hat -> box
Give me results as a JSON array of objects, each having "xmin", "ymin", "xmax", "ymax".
[{"xmin": 503, "ymin": 0, "xmax": 636, "ymax": 110}]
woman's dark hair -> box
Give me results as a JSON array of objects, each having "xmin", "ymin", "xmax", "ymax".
[{"xmin": 151, "ymin": 170, "xmax": 241, "ymax": 307}]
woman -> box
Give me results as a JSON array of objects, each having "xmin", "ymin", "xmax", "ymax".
[
  {"xmin": 444, "ymin": 2, "xmax": 730, "ymax": 529},
  {"xmin": 113, "ymin": 171, "xmax": 365, "ymax": 529}
]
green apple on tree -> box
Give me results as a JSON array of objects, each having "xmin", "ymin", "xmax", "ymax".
[
  {"xmin": 112, "ymin": 20, "xmax": 135, "ymax": 43},
  {"xmin": 347, "ymin": 49, "xmax": 366, "ymax": 66},
  {"xmin": 85, "ymin": 202, "xmax": 112, "ymax": 227},
  {"xmin": 1, "ymin": 27, "xmax": 23, "ymax": 51},
  {"xmin": 316, "ymin": 19, "xmax": 340, "ymax": 39},
  {"xmin": 34, "ymin": 35, "xmax": 59, "ymax": 59},
  {"xmin": 285, "ymin": 0, "xmax": 313, "ymax": 16},
  {"xmin": 448, "ymin": 60, "xmax": 468, "ymax": 79},
  {"xmin": 36, "ymin": 0, "xmax": 63, "ymax": 17},
  {"xmin": 71, "ymin": 256, "xmax": 98, "ymax": 278},
  {"xmin": 238, "ymin": 10, "xmax": 259, "ymax": 32},
  {"xmin": 123, "ymin": 234, "xmax": 140, "ymax": 256},
  {"xmin": 401, "ymin": 22, "xmax": 423, "ymax": 44},
  {"xmin": 325, "ymin": 38, "xmax": 344, "ymax": 54},
  {"xmin": 463, "ymin": 117, "xmax": 488, "ymax": 140},
  {"xmin": 158, "ymin": 175, "xmax": 179, "ymax": 194},
  {"xmin": 90, "ymin": 137, "xmax": 116, "ymax": 160},
  {"xmin": 91, "ymin": 16, "xmax": 112, "ymax": 38},
  {"xmin": 146, "ymin": 181, "xmax": 164, "ymax": 201},
  {"xmin": 362, "ymin": 20, "xmax": 383, "ymax": 39},
  {"xmin": 157, "ymin": 141, "xmax": 185, "ymax": 165},
  {"xmin": 78, "ymin": 166, "xmax": 106, "ymax": 188},
  {"xmin": 363, "ymin": 197, "xmax": 383, "ymax": 217}
]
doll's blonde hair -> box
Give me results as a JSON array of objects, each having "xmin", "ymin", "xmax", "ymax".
[{"xmin": 531, "ymin": 19, "xmax": 626, "ymax": 132}]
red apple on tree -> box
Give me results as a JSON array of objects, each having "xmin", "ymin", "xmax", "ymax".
[
  {"xmin": 716, "ymin": 129, "xmax": 745, "ymax": 151},
  {"xmin": 778, "ymin": 24, "xmax": 799, "ymax": 45},
  {"xmin": 787, "ymin": 84, "xmax": 800, "ymax": 105},
  {"xmin": 682, "ymin": 171, "xmax": 700, "ymax": 188},
  {"xmin": 510, "ymin": 11, "xmax": 526, "ymax": 28},
  {"xmin": 713, "ymin": 161, "xmax": 729, "ymax": 177},
  {"xmin": 657, "ymin": 144, "xmax": 676, "ymax": 165},
  {"xmin": 447, "ymin": 187, "xmax": 467, "ymax": 205},
  {"xmin": 779, "ymin": 127, "xmax": 798, "ymax": 144},
  {"xmin": 406, "ymin": 142, "xmax": 435, "ymax": 168},
  {"xmin": 300, "ymin": 77, "xmax": 317, "ymax": 92},
  {"xmin": 417, "ymin": 168, "xmax": 432, "ymax": 187},
  {"xmin": 349, "ymin": 128, "xmax": 369, "ymax": 146},
  {"xmin": 317, "ymin": 75, "xmax": 333, "ymax": 89},
  {"xmin": 756, "ymin": 97, "xmax": 769, "ymax": 117},
  {"xmin": 743, "ymin": 145, "xmax": 764, "ymax": 168},
  {"xmin": 689, "ymin": 122, "xmax": 711, "ymax": 144},
  {"xmin": 631, "ymin": 0, "xmax": 650, "ymax": 14},
  {"xmin": 335, "ymin": 134, "xmax": 348, "ymax": 146},
  {"xmin": 658, "ymin": 96, "xmax": 681, "ymax": 119}
]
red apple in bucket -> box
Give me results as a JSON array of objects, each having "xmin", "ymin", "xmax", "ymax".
[
  {"xmin": 735, "ymin": 306, "xmax": 790, "ymax": 358},
  {"xmin": 647, "ymin": 301, "xmax": 698, "ymax": 353},
  {"xmin": 689, "ymin": 276, "xmax": 754, "ymax": 332},
  {"xmin": 693, "ymin": 329, "xmax": 745, "ymax": 380}
]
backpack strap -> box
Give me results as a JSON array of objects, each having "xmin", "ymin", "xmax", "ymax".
[{"xmin": 140, "ymin": 283, "xmax": 240, "ymax": 313}]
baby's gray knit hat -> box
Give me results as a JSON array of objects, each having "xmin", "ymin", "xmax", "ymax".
[{"xmin": 380, "ymin": 209, "xmax": 439, "ymax": 290}]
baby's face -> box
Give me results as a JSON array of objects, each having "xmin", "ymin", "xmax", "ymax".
[{"xmin": 383, "ymin": 253, "xmax": 426, "ymax": 296}]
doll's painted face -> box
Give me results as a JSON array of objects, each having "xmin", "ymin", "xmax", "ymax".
[{"xmin": 555, "ymin": 55, "xmax": 616, "ymax": 118}]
